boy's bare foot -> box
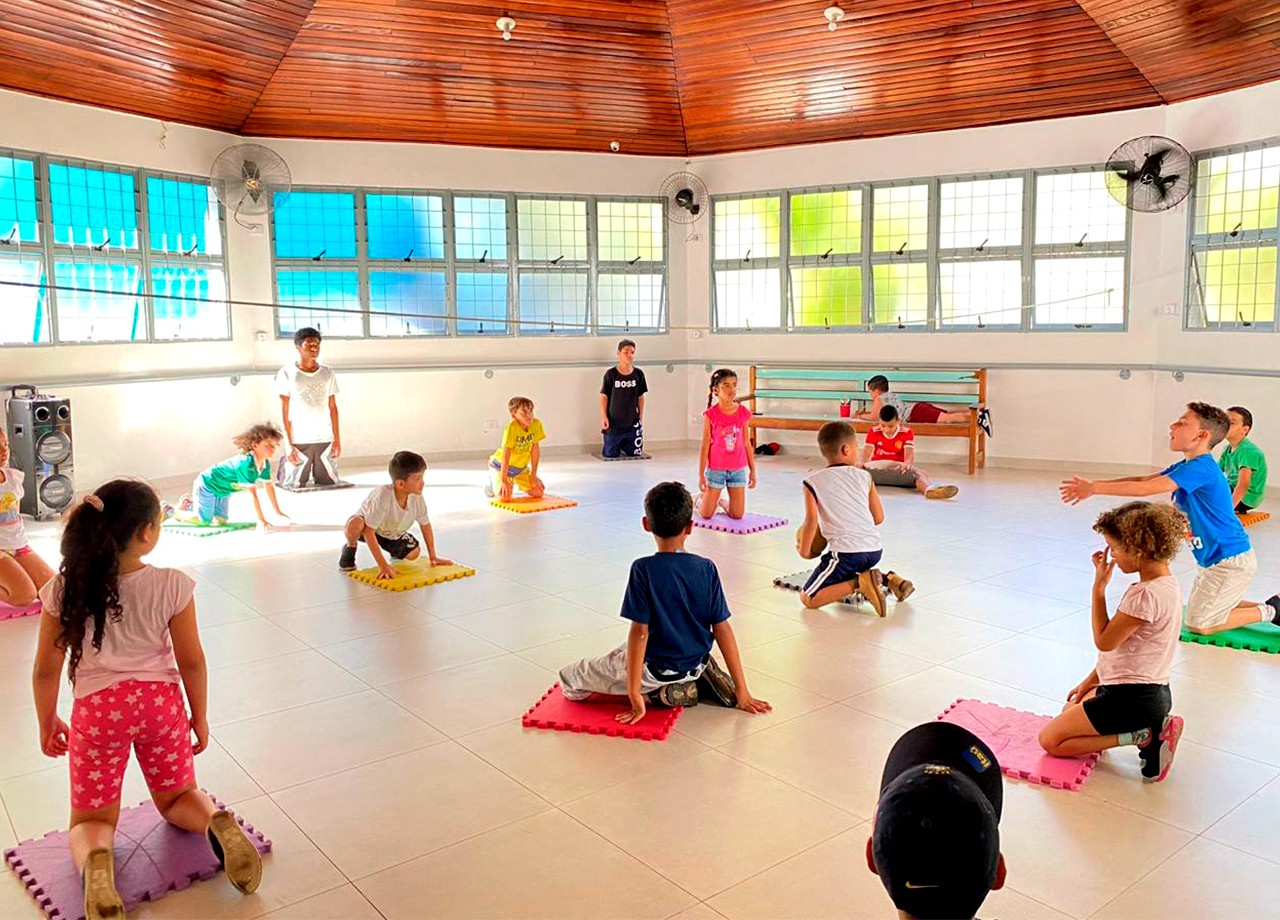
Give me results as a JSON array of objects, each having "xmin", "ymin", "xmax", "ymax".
[
  {"xmin": 858, "ymin": 569, "xmax": 888, "ymax": 617},
  {"xmin": 925, "ymin": 485, "xmax": 959, "ymax": 500}
]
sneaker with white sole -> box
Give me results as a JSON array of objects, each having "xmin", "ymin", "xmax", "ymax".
[
  {"xmin": 925, "ymin": 484, "xmax": 959, "ymax": 500},
  {"xmin": 338, "ymin": 544, "xmax": 358, "ymax": 571},
  {"xmin": 977, "ymin": 408, "xmax": 994, "ymax": 439},
  {"xmin": 1139, "ymin": 714, "xmax": 1184, "ymax": 783},
  {"xmin": 858, "ymin": 569, "xmax": 888, "ymax": 617}
]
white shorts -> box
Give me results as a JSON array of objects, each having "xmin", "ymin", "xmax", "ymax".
[
  {"xmin": 1185, "ymin": 549, "xmax": 1258, "ymax": 630},
  {"xmin": 558, "ymin": 644, "xmax": 706, "ymax": 701}
]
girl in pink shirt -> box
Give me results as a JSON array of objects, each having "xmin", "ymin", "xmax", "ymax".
[
  {"xmin": 698, "ymin": 368, "xmax": 756, "ymax": 520},
  {"xmin": 1039, "ymin": 501, "xmax": 1188, "ymax": 783},
  {"xmin": 34, "ymin": 480, "xmax": 263, "ymax": 919}
]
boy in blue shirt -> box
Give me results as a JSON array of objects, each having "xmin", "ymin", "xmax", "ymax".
[
  {"xmin": 1061, "ymin": 402, "xmax": 1280, "ymax": 636},
  {"xmin": 558, "ymin": 481, "xmax": 772, "ymax": 724}
]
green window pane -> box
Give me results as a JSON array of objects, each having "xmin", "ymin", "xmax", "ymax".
[
  {"xmin": 0, "ymin": 257, "xmax": 49, "ymax": 343},
  {"xmin": 53, "ymin": 260, "xmax": 143, "ymax": 341},
  {"xmin": 939, "ymin": 261, "xmax": 1022, "ymax": 327},
  {"xmin": 517, "ymin": 199, "xmax": 587, "ymax": 261},
  {"xmin": 146, "ymin": 177, "xmax": 222, "ymax": 256},
  {"xmin": 598, "ymin": 273, "xmax": 664, "ymax": 331},
  {"xmin": 714, "ymin": 267, "xmax": 781, "ymax": 328},
  {"xmin": 789, "ymin": 265, "xmax": 862, "ymax": 327},
  {"xmin": 597, "ymin": 201, "xmax": 663, "ymax": 262},
  {"xmin": 1194, "ymin": 148, "xmax": 1280, "ymax": 236},
  {"xmin": 790, "ymin": 190, "xmax": 861, "ymax": 256},
  {"xmin": 275, "ymin": 269, "xmax": 362, "ymax": 337},
  {"xmin": 713, "ymin": 197, "xmax": 780, "ymax": 260},
  {"xmin": 940, "ymin": 178, "xmax": 1023, "ymax": 249},
  {"xmin": 0, "ymin": 155, "xmax": 40, "ymax": 243},
  {"xmin": 1191, "ymin": 247, "xmax": 1277, "ymax": 325},
  {"xmin": 872, "ymin": 185, "xmax": 928, "ymax": 253},
  {"xmin": 872, "ymin": 263, "xmax": 928, "ymax": 327},
  {"xmin": 150, "ymin": 264, "xmax": 228, "ymax": 340},
  {"xmin": 1033, "ymin": 256, "xmax": 1124, "ymax": 327},
  {"xmin": 1035, "ymin": 172, "xmax": 1126, "ymax": 245}
]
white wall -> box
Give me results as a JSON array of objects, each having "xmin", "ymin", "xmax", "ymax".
[{"xmin": 2, "ymin": 82, "xmax": 1279, "ymax": 486}]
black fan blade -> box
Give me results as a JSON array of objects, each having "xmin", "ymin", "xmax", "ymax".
[
  {"xmin": 674, "ymin": 188, "xmax": 695, "ymax": 211},
  {"xmin": 241, "ymin": 159, "xmax": 261, "ymax": 181},
  {"xmin": 1111, "ymin": 160, "xmax": 1140, "ymax": 182},
  {"xmin": 690, "ymin": 203, "xmax": 701, "ymax": 216}
]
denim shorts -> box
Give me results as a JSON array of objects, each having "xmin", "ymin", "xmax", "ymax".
[
  {"xmin": 705, "ymin": 467, "xmax": 749, "ymax": 489},
  {"xmin": 194, "ymin": 479, "xmax": 230, "ymax": 523}
]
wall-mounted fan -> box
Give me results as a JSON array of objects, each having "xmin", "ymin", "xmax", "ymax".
[
  {"xmin": 659, "ymin": 171, "xmax": 709, "ymax": 224},
  {"xmin": 210, "ymin": 144, "xmax": 292, "ymax": 229},
  {"xmin": 1104, "ymin": 136, "xmax": 1192, "ymax": 212}
]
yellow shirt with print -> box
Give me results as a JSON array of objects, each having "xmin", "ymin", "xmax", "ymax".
[{"xmin": 490, "ymin": 418, "xmax": 546, "ymax": 471}]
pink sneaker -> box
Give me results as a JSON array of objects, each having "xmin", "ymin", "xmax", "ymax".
[{"xmin": 1141, "ymin": 714, "xmax": 1184, "ymax": 783}]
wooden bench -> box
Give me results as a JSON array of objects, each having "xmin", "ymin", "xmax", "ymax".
[{"xmin": 742, "ymin": 366, "xmax": 988, "ymax": 474}]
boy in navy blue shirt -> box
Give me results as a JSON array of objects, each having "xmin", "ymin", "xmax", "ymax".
[
  {"xmin": 559, "ymin": 481, "xmax": 772, "ymax": 724},
  {"xmin": 1061, "ymin": 402, "xmax": 1280, "ymax": 636}
]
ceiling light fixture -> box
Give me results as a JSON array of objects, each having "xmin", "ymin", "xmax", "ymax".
[
  {"xmin": 824, "ymin": 5, "xmax": 845, "ymax": 30},
  {"xmin": 496, "ymin": 14, "xmax": 516, "ymax": 41}
]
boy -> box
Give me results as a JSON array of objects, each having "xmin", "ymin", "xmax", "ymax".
[
  {"xmin": 558, "ymin": 481, "xmax": 771, "ymax": 723},
  {"xmin": 600, "ymin": 339, "xmax": 648, "ymax": 458},
  {"xmin": 868, "ymin": 722, "xmax": 1007, "ymax": 920},
  {"xmin": 339, "ymin": 451, "xmax": 450, "ymax": 578},
  {"xmin": 1220, "ymin": 406, "xmax": 1268, "ymax": 512},
  {"xmin": 863, "ymin": 405, "xmax": 960, "ymax": 500},
  {"xmin": 857, "ymin": 374, "xmax": 993, "ymax": 439},
  {"xmin": 1061, "ymin": 402, "xmax": 1280, "ymax": 636},
  {"xmin": 487, "ymin": 396, "xmax": 546, "ymax": 501},
  {"xmin": 275, "ymin": 327, "xmax": 341, "ymax": 488},
  {"xmin": 797, "ymin": 421, "xmax": 913, "ymax": 615}
]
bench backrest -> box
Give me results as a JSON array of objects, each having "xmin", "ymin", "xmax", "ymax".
[{"xmin": 748, "ymin": 366, "xmax": 985, "ymax": 408}]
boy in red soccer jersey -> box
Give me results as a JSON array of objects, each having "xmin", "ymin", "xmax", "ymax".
[{"xmin": 862, "ymin": 405, "xmax": 959, "ymax": 500}]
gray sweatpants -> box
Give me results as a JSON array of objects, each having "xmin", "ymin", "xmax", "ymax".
[{"xmin": 559, "ymin": 644, "xmax": 706, "ymax": 701}]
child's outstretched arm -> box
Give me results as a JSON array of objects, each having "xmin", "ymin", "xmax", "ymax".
[
  {"xmin": 617, "ymin": 622, "xmax": 650, "ymax": 725},
  {"xmin": 712, "ymin": 620, "xmax": 771, "ymax": 714},
  {"xmin": 169, "ymin": 599, "xmax": 211, "ymax": 754},
  {"xmin": 32, "ymin": 611, "xmax": 69, "ymax": 758},
  {"xmin": 798, "ymin": 488, "xmax": 822, "ymax": 559},
  {"xmin": 698, "ymin": 417, "xmax": 712, "ymax": 491},
  {"xmin": 247, "ymin": 485, "xmax": 270, "ymax": 527},
  {"xmin": 264, "ymin": 480, "xmax": 289, "ymax": 520},
  {"xmin": 1059, "ymin": 472, "xmax": 1175, "ymax": 505},
  {"xmin": 421, "ymin": 522, "xmax": 451, "ymax": 566}
]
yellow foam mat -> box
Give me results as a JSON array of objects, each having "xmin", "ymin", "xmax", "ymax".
[
  {"xmin": 348, "ymin": 560, "xmax": 476, "ymax": 592},
  {"xmin": 490, "ymin": 495, "xmax": 578, "ymax": 514},
  {"xmin": 1239, "ymin": 511, "xmax": 1270, "ymax": 527}
]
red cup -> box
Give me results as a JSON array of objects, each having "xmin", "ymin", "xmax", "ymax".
[{"xmin": 839, "ymin": 403, "xmax": 851, "ymax": 418}]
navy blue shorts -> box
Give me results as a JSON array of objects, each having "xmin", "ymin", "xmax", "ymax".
[
  {"xmin": 802, "ymin": 550, "xmax": 883, "ymax": 595},
  {"xmin": 602, "ymin": 422, "xmax": 644, "ymax": 458}
]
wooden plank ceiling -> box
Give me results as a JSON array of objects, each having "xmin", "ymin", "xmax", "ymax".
[{"xmin": 0, "ymin": 0, "xmax": 1277, "ymax": 155}]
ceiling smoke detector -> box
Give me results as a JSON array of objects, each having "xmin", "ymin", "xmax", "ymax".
[
  {"xmin": 496, "ymin": 15, "xmax": 516, "ymax": 41},
  {"xmin": 824, "ymin": 5, "xmax": 845, "ymax": 30}
]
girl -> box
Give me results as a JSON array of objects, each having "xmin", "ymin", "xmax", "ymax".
[
  {"xmin": 1038, "ymin": 501, "xmax": 1187, "ymax": 783},
  {"xmin": 176, "ymin": 423, "xmax": 291, "ymax": 530},
  {"xmin": 0, "ymin": 427, "xmax": 56, "ymax": 608},
  {"xmin": 34, "ymin": 480, "xmax": 263, "ymax": 920},
  {"xmin": 698, "ymin": 369, "xmax": 756, "ymax": 520}
]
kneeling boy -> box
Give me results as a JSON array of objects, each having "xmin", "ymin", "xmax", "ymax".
[
  {"xmin": 488, "ymin": 396, "xmax": 546, "ymax": 501},
  {"xmin": 1220, "ymin": 406, "xmax": 1268, "ymax": 513},
  {"xmin": 559, "ymin": 481, "xmax": 771, "ymax": 724},
  {"xmin": 863, "ymin": 405, "xmax": 959, "ymax": 500},
  {"xmin": 339, "ymin": 451, "xmax": 450, "ymax": 578}
]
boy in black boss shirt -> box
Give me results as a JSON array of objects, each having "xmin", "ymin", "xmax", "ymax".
[{"xmin": 600, "ymin": 339, "xmax": 648, "ymax": 458}]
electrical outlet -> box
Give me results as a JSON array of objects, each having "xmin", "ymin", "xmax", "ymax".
[
  {"xmin": 255, "ymin": 331, "xmax": 268, "ymax": 343},
  {"xmin": 690, "ymin": 330, "xmax": 702, "ymax": 339},
  {"xmin": 1163, "ymin": 303, "xmax": 1179, "ymax": 316},
  {"xmin": 485, "ymin": 419, "xmax": 501, "ymax": 432}
]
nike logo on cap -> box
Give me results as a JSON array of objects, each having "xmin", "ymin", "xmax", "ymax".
[{"xmin": 904, "ymin": 882, "xmax": 940, "ymax": 889}]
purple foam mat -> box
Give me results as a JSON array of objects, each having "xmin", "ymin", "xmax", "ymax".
[
  {"xmin": 693, "ymin": 512, "xmax": 788, "ymax": 535},
  {"xmin": 4, "ymin": 796, "xmax": 270, "ymax": 920}
]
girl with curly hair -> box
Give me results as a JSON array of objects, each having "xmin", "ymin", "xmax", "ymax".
[{"xmin": 174, "ymin": 423, "xmax": 291, "ymax": 530}]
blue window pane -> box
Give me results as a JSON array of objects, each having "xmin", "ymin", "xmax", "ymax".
[
  {"xmin": 457, "ymin": 271, "xmax": 508, "ymax": 334},
  {"xmin": 53, "ymin": 260, "xmax": 143, "ymax": 342},
  {"xmin": 0, "ymin": 155, "xmax": 40, "ymax": 244},
  {"xmin": 272, "ymin": 191, "xmax": 357, "ymax": 259},
  {"xmin": 368, "ymin": 270, "xmax": 446, "ymax": 336},
  {"xmin": 517, "ymin": 271, "xmax": 588, "ymax": 335},
  {"xmin": 0, "ymin": 258, "xmax": 49, "ymax": 343},
  {"xmin": 367, "ymin": 194, "xmax": 444, "ymax": 260},
  {"xmin": 48, "ymin": 163, "xmax": 138, "ymax": 249},
  {"xmin": 455, "ymin": 197, "xmax": 507, "ymax": 261},
  {"xmin": 147, "ymin": 177, "xmax": 222, "ymax": 256},
  {"xmin": 275, "ymin": 269, "xmax": 362, "ymax": 337},
  {"xmin": 151, "ymin": 264, "xmax": 228, "ymax": 340}
]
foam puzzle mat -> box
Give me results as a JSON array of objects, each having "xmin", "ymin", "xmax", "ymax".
[
  {"xmin": 0, "ymin": 599, "xmax": 41, "ymax": 622},
  {"xmin": 275, "ymin": 480, "xmax": 354, "ymax": 493},
  {"xmin": 522, "ymin": 683, "xmax": 682, "ymax": 741},
  {"xmin": 4, "ymin": 796, "xmax": 270, "ymax": 920},
  {"xmin": 161, "ymin": 521, "xmax": 257, "ymax": 537},
  {"xmin": 1180, "ymin": 622, "xmax": 1280, "ymax": 653},
  {"xmin": 491, "ymin": 495, "xmax": 578, "ymax": 514},
  {"xmin": 773, "ymin": 569, "xmax": 863, "ymax": 605},
  {"xmin": 937, "ymin": 698, "xmax": 1098, "ymax": 791},
  {"xmin": 592, "ymin": 452, "xmax": 652, "ymax": 461},
  {"xmin": 693, "ymin": 512, "xmax": 788, "ymax": 534},
  {"xmin": 348, "ymin": 560, "xmax": 476, "ymax": 592},
  {"xmin": 1238, "ymin": 510, "xmax": 1270, "ymax": 527}
]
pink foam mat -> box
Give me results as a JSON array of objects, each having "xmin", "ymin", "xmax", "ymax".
[
  {"xmin": 4, "ymin": 796, "xmax": 270, "ymax": 920},
  {"xmin": 522, "ymin": 683, "xmax": 682, "ymax": 741},
  {"xmin": 937, "ymin": 698, "xmax": 1099, "ymax": 791},
  {"xmin": 693, "ymin": 513, "xmax": 788, "ymax": 534},
  {"xmin": 0, "ymin": 599, "xmax": 41, "ymax": 621}
]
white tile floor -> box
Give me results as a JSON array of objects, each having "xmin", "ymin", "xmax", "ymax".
[{"xmin": 2, "ymin": 450, "xmax": 1279, "ymax": 919}]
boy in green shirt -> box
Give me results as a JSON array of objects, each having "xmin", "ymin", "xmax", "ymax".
[{"xmin": 1220, "ymin": 406, "xmax": 1268, "ymax": 512}]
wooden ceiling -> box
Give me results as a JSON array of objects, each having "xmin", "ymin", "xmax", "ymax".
[{"xmin": 1, "ymin": 0, "xmax": 1277, "ymax": 155}]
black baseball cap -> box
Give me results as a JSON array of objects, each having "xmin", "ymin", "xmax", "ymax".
[{"xmin": 871, "ymin": 722, "xmax": 1003, "ymax": 920}]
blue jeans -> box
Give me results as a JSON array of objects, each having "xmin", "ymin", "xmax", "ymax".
[
  {"xmin": 194, "ymin": 480, "xmax": 230, "ymax": 523},
  {"xmin": 705, "ymin": 467, "xmax": 749, "ymax": 489}
]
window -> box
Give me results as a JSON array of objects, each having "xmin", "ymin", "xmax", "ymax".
[
  {"xmin": 517, "ymin": 271, "xmax": 589, "ymax": 334},
  {"xmin": 937, "ymin": 177, "xmax": 1026, "ymax": 329},
  {"xmin": 368, "ymin": 270, "xmax": 447, "ymax": 336},
  {"xmin": 150, "ymin": 263, "xmax": 228, "ymax": 340},
  {"xmin": 870, "ymin": 183, "xmax": 929, "ymax": 329},
  {"xmin": 713, "ymin": 196, "xmax": 782, "ymax": 329},
  {"xmin": 873, "ymin": 184, "xmax": 928, "ymax": 253},
  {"xmin": 787, "ymin": 189, "xmax": 864, "ymax": 329},
  {"xmin": 145, "ymin": 174, "xmax": 228, "ymax": 339},
  {"xmin": 872, "ymin": 263, "xmax": 929, "ymax": 328},
  {"xmin": 597, "ymin": 199, "xmax": 666, "ymax": 333},
  {"xmin": 940, "ymin": 177, "xmax": 1023, "ymax": 250},
  {"xmin": 1035, "ymin": 171, "xmax": 1126, "ymax": 245},
  {"xmin": 456, "ymin": 271, "xmax": 508, "ymax": 334},
  {"xmin": 598, "ymin": 200, "xmax": 663, "ymax": 262},
  {"xmin": 455, "ymin": 196, "xmax": 507, "ymax": 261},
  {"xmin": 455, "ymin": 196, "xmax": 510, "ymax": 335},
  {"xmin": 272, "ymin": 191, "xmax": 357, "ymax": 260},
  {"xmin": 53, "ymin": 261, "xmax": 143, "ymax": 342},
  {"xmin": 147, "ymin": 176, "xmax": 222, "ymax": 257},
  {"xmin": 47, "ymin": 161, "xmax": 138, "ymax": 250},
  {"xmin": 1034, "ymin": 256, "xmax": 1125, "ymax": 327},
  {"xmin": 939, "ymin": 261, "xmax": 1023, "ymax": 327},
  {"xmin": 517, "ymin": 198, "xmax": 587, "ymax": 335},
  {"xmin": 0, "ymin": 257, "xmax": 49, "ymax": 344},
  {"xmin": 276, "ymin": 270, "xmax": 362, "ymax": 338},
  {"xmin": 517, "ymin": 198, "xmax": 587, "ymax": 261},
  {"xmin": 599, "ymin": 273, "xmax": 664, "ymax": 331},
  {"xmin": 367, "ymin": 193, "xmax": 444, "ymax": 261},
  {"xmin": 0, "ymin": 154, "xmax": 40, "ymax": 244},
  {"xmin": 1187, "ymin": 143, "xmax": 1280, "ymax": 329}
]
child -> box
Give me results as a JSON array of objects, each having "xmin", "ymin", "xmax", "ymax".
[
  {"xmin": 339, "ymin": 451, "xmax": 451, "ymax": 577},
  {"xmin": 558, "ymin": 481, "xmax": 771, "ymax": 722},
  {"xmin": 0, "ymin": 427, "xmax": 55, "ymax": 606},
  {"xmin": 862, "ymin": 405, "xmax": 959, "ymax": 500},
  {"xmin": 600, "ymin": 338, "xmax": 648, "ymax": 458},
  {"xmin": 698, "ymin": 368, "xmax": 755, "ymax": 520},
  {"xmin": 487, "ymin": 397, "xmax": 546, "ymax": 501},
  {"xmin": 798, "ymin": 421, "xmax": 913, "ymax": 616},
  {"xmin": 33, "ymin": 481, "xmax": 263, "ymax": 920},
  {"xmin": 275, "ymin": 327, "xmax": 341, "ymax": 488},
  {"xmin": 857, "ymin": 374, "xmax": 993, "ymax": 439},
  {"xmin": 1061, "ymin": 402, "xmax": 1280, "ymax": 636},
  {"xmin": 1038, "ymin": 501, "xmax": 1188, "ymax": 783},
  {"xmin": 177, "ymin": 424, "xmax": 291, "ymax": 530},
  {"xmin": 1220, "ymin": 406, "xmax": 1268, "ymax": 512}
]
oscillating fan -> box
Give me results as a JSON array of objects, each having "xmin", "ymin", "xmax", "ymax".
[
  {"xmin": 659, "ymin": 171, "xmax": 709, "ymax": 224},
  {"xmin": 1104, "ymin": 136, "xmax": 1192, "ymax": 212},
  {"xmin": 210, "ymin": 144, "xmax": 292, "ymax": 228}
]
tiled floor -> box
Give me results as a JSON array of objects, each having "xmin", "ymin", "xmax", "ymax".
[{"xmin": 2, "ymin": 450, "xmax": 1279, "ymax": 919}]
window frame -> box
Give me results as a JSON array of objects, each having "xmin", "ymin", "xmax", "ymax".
[
  {"xmin": 710, "ymin": 190, "xmax": 786, "ymax": 333},
  {"xmin": 785, "ymin": 183, "xmax": 868, "ymax": 333},
  {"xmin": 594, "ymin": 195, "xmax": 669, "ymax": 336},
  {"xmin": 514, "ymin": 194, "xmax": 591, "ymax": 336}
]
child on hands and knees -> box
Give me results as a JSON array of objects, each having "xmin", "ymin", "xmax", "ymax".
[
  {"xmin": 339, "ymin": 451, "xmax": 450, "ymax": 577},
  {"xmin": 174, "ymin": 423, "xmax": 291, "ymax": 531},
  {"xmin": 33, "ymin": 482, "xmax": 263, "ymax": 920},
  {"xmin": 1219, "ymin": 406, "xmax": 1268, "ymax": 514},
  {"xmin": 487, "ymin": 397, "xmax": 546, "ymax": 502},
  {"xmin": 1038, "ymin": 501, "xmax": 1188, "ymax": 782},
  {"xmin": 558, "ymin": 481, "xmax": 771, "ymax": 722},
  {"xmin": 698, "ymin": 368, "xmax": 755, "ymax": 520},
  {"xmin": 1061, "ymin": 402, "xmax": 1280, "ymax": 636},
  {"xmin": 0, "ymin": 428, "xmax": 56, "ymax": 606}
]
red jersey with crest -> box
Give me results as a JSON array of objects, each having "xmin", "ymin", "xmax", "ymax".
[{"xmin": 865, "ymin": 425, "xmax": 914, "ymax": 462}]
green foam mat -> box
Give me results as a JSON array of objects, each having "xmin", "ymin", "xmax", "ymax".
[
  {"xmin": 1180, "ymin": 622, "xmax": 1280, "ymax": 653},
  {"xmin": 162, "ymin": 521, "xmax": 257, "ymax": 537}
]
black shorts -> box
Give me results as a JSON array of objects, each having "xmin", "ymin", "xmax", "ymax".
[
  {"xmin": 1236, "ymin": 501, "xmax": 1255, "ymax": 514},
  {"xmin": 375, "ymin": 532, "xmax": 420, "ymax": 560},
  {"xmin": 1082, "ymin": 683, "xmax": 1171, "ymax": 736}
]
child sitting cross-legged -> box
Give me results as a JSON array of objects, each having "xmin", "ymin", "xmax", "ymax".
[
  {"xmin": 558, "ymin": 481, "xmax": 771, "ymax": 723},
  {"xmin": 339, "ymin": 451, "xmax": 450, "ymax": 577},
  {"xmin": 862, "ymin": 405, "xmax": 959, "ymax": 500},
  {"xmin": 1039, "ymin": 501, "xmax": 1187, "ymax": 783}
]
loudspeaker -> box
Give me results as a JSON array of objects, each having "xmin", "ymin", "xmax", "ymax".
[{"xmin": 4, "ymin": 385, "xmax": 74, "ymax": 520}]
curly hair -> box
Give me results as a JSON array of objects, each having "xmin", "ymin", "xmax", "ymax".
[
  {"xmin": 1093, "ymin": 501, "xmax": 1187, "ymax": 563},
  {"xmin": 232, "ymin": 423, "xmax": 283, "ymax": 453}
]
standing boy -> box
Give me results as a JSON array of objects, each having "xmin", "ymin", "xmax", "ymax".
[
  {"xmin": 1061, "ymin": 402, "xmax": 1280, "ymax": 636},
  {"xmin": 339, "ymin": 451, "xmax": 450, "ymax": 577},
  {"xmin": 600, "ymin": 339, "xmax": 648, "ymax": 458},
  {"xmin": 275, "ymin": 327, "xmax": 341, "ymax": 488},
  {"xmin": 1219, "ymin": 406, "xmax": 1268, "ymax": 512},
  {"xmin": 863, "ymin": 405, "xmax": 959, "ymax": 500},
  {"xmin": 487, "ymin": 397, "xmax": 546, "ymax": 501}
]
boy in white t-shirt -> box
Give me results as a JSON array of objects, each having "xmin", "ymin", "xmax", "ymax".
[
  {"xmin": 339, "ymin": 451, "xmax": 451, "ymax": 578},
  {"xmin": 275, "ymin": 327, "xmax": 341, "ymax": 488}
]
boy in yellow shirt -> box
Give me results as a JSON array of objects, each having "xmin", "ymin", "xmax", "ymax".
[{"xmin": 487, "ymin": 396, "xmax": 547, "ymax": 501}]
